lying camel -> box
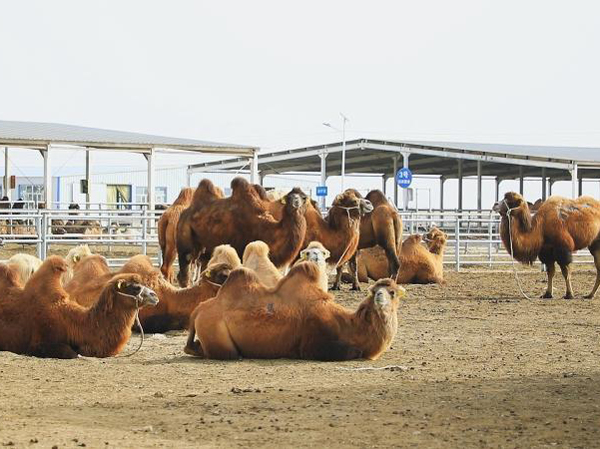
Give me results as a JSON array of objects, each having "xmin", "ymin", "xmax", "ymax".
[
  {"xmin": 185, "ymin": 263, "xmax": 404, "ymax": 360},
  {"xmin": 64, "ymin": 255, "xmax": 113, "ymax": 307},
  {"xmin": 118, "ymin": 255, "xmax": 231, "ymax": 333},
  {"xmin": 0, "ymin": 256, "xmax": 158, "ymax": 358},
  {"xmin": 494, "ymin": 192, "xmax": 600, "ymax": 299},
  {"xmin": 395, "ymin": 227, "xmax": 448, "ymax": 284},
  {"xmin": 295, "ymin": 241, "xmax": 330, "ymax": 292},
  {"xmin": 158, "ymin": 187, "xmax": 195, "ymax": 283},
  {"xmin": 177, "ymin": 178, "xmax": 308, "ymax": 287},
  {"xmin": 242, "ymin": 241, "xmax": 282, "ymax": 288},
  {"xmin": 62, "ymin": 244, "xmax": 93, "ymax": 285},
  {"xmin": 7, "ymin": 254, "xmax": 43, "ymax": 284}
]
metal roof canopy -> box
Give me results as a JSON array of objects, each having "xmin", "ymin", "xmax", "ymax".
[
  {"xmin": 0, "ymin": 120, "xmax": 258, "ymax": 209},
  {"xmin": 187, "ymin": 138, "xmax": 600, "ymax": 209}
]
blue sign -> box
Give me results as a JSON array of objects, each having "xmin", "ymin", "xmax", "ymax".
[
  {"xmin": 316, "ymin": 186, "xmax": 328, "ymax": 197},
  {"xmin": 395, "ymin": 167, "xmax": 412, "ymax": 188}
]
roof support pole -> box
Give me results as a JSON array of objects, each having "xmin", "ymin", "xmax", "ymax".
[
  {"xmin": 578, "ymin": 176, "xmax": 583, "ymax": 197},
  {"xmin": 495, "ymin": 177, "xmax": 501, "ymax": 203},
  {"xmin": 571, "ymin": 163, "xmax": 578, "ymax": 198},
  {"xmin": 145, "ymin": 148, "xmax": 156, "ymax": 211},
  {"xmin": 440, "ymin": 176, "xmax": 445, "ymax": 211},
  {"xmin": 402, "ymin": 153, "xmax": 410, "ymax": 211},
  {"xmin": 186, "ymin": 170, "xmax": 192, "ymax": 188},
  {"xmin": 320, "ymin": 152, "xmax": 328, "ymax": 210},
  {"xmin": 392, "ymin": 156, "xmax": 398, "ymax": 208},
  {"xmin": 3, "ymin": 146, "xmax": 10, "ymax": 201},
  {"xmin": 85, "ymin": 150, "xmax": 91, "ymax": 209},
  {"xmin": 476, "ymin": 160, "xmax": 482, "ymax": 212},
  {"xmin": 42, "ymin": 145, "xmax": 52, "ymax": 208},
  {"xmin": 541, "ymin": 168, "xmax": 547, "ymax": 201},
  {"xmin": 250, "ymin": 151, "xmax": 259, "ymax": 184},
  {"xmin": 457, "ymin": 159, "xmax": 463, "ymax": 211},
  {"xmin": 381, "ymin": 175, "xmax": 387, "ymax": 195},
  {"xmin": 549, "ymin": 179, "xmax": 554, "ymax": 196},
  {"xmin": 519, "ymin": 166, "xmax": 524, "ymax": 195}
]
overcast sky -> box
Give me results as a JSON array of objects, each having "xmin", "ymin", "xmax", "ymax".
[{"xmin": 1, "ymin": 0, "xmax": 599, "ymax": 206}]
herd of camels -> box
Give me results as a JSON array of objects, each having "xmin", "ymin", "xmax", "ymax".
[{"xmin": 2, "ymin": 175, "xmax": 600, "ymax": 360}]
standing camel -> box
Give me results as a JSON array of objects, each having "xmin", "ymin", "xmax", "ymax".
[
  {"xmin": 176, "ymin": 178, "xmax": 309, "ymax": 287},
  {"xmin": 493, "ymin": 192, "xmax": 600, "ymax": 299}
]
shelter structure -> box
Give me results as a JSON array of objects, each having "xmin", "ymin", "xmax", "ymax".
[
  {"xmin": 188, "ymin": 138, "xmax": 600, "ymax": 210},
  {"xmin": 0, "ymin": 120, "xmax": 258, "ymax": 209}
]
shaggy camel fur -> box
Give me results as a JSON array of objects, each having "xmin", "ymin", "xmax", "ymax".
[
  {"xmin": 494, "ymin": 192, "xmax": 600, "ymax": 299},
  {"xmin": 344, "ymin": 189, "xmax": 403, "ymax": 290},
  {"xmin": 64, "ymin": 255, "xmax": 112, "ymax": 307},
  {"xmin": 295, "ymin": 241, "xmax": 331, "ymax": 292},
  {"xmin": 0, "ymin": 256, "xmax": 158, "ymax": 358},
  {"xmin": 208, "ymin": 244, "xmax": 242, "ymax": 269},
  {"xmin": 242, "ymin": 241, "xmax": 283, "ymax": 288},
  {"xmin": 395, "ymin": 227, "xmax": 447, "ymax": 285},
  {"xmin": 7, "ymin": 254, "xmax": 43, "ymax": 284},
  {"xmin": 177, "ymin": 178, "xmax": 308, "ymax": 287},
  {"xmin": 119, "ymin": 255, "xmax": 231, "ymax": 333},
  {"xmin": 185, "ymin": 263, "xmax": 404, "ymax": 360},
  {"xmin": 62, "ymin": 245, "xmax": 93, "ymax": 285},
  {"xmin": 158, "ymin": 187, "xmax": 195, "ymax": 283}
]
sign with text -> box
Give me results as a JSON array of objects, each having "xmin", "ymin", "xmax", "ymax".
[
  {"xmin": 395, "ymin": 167, "xmax": 413, "ymax": 188},
  {"xmin": 316, "ymin": 186, "xmax": 328, "ymax": 196}
]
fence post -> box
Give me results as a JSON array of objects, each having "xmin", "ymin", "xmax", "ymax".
[
  {"xmin": 36, "ymin": 213, "xmax": 43, "ymax": 258},
  {"xmin": 488, "ymin": 213, "xmax": 493, "ymax": 267},
  {"xmin": 141, "ymin": 210, "xmax": 148, "ymax": 255},
  {"xmin": 40, "ymin": 212, "xmax": 48, "ymax": 260},
  {"xmin": 455, "ymin": 215, "xmax": 460, "ymax": 271}
]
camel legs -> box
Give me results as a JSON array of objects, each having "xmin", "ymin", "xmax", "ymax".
[
  {"xmin": 348, "ymin": 255, "xmax": 361, "ymax": 290},
  {"xmin": 160, "ymin": 246, "xmax": 177, "ymax": 283},
  {"xmin": 541, "ymin": 262, "xmax": 556, "ymax": 299},
  {"xmin": 34, "ymin": 343, "xmax": 79, "ymax": 359},
  {"xmin": 195, "ymin": 320, "xmax": 240, "ymax": 360},
  {"xmin": 585, "ymin": 245, "xmax": 600, "ymax": 299},
  {"xmin": 559, "ymin": 264, "xmax": 574, "ymax": 299}
]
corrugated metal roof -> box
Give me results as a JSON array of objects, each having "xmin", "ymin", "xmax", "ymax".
[{"xmin": 0, "ymin": 120, "xmax": 257, "ymax": 155}]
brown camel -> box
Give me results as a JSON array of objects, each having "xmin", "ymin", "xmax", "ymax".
[
  {"xmin": 64, "ymin": 255, "xmax": 113, "ymax": 307},
  {"xmin": 345, "ymin": 189, "xmax": 403, "ymax": 290},
  {"xmin": 158, "ymin": 187, "xmax": 195, "ymax": 283},
  {"xmin": 184, "ymin": 263, "xmax": 404, "ymax": 360},
  {"xmin": 176, "ymin": 178, "xmax": 308, "ymax": 287},
  {"xmin": 0, "ymin": 256, "xmax": 158, "ymax": 358},
  {"xmin": 119, "ymin": 255, "xmax": 231, "ymax": 333},
  {"xmin": 494, "ymin": 192, "xmax": 600, "ymax": 299},
  {"xmin": 395, "ymin": 227, "xmax": 447, "ymax": 285}
]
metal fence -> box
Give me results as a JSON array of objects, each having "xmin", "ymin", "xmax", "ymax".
[{"xmin": 0, "ymin": 208, "xmax": 595, "ymax": 269}]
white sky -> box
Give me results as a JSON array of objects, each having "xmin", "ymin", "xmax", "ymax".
[{"xmin": 1, "ymin": 0, "xmax": 599, "ymax": 207}]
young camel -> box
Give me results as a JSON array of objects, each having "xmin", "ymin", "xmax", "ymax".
[
  {"xmin": 6, "ymin": 254, "xmax": 43, "ymax": 284},
  {"xmin": 494, "ymin": 192, "xmax": 600, "ymax": 299},
  {"xmin": 295, "ymin": 241, "xmax": 331, "ymax": 292},
  {"xmin": 395, "ymin": 227, "xmax": 447, "ymax": 285},
  {"xmin": 158, "ymin": 187, "xmax": 196, "ymax": 283},
  {"xmin": 177, "ymin": 178, "xmax": 309, "ymax": 287},
  {"xmin": 184, "ymin": 263, "xmax": 404, "ymax": 361},
  {"xmin": 62, "ymin": 244, "xmax": 93, "ymax": 285},
  {"xmin": 242, "ymin": 241, "xmax": 282, "ymax": 288},
  {"xmin": 119, "ymin": 255, "xmax": 231, "ymax": 333},
  {"xmin": 0, "ymin": 256, "xmax": 158, "ymax": 358}
]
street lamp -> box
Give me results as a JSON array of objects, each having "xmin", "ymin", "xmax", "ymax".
[{"xmin": 323, "ymin": 113, "xmax": 349, "ymax": 191}]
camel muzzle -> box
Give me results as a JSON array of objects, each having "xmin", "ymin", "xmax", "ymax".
[
  {"xmin": 361, "ymin": 199, "xmax": 374, "ymax": 214},
  {"xmin": 139, "ymin": 286, "xmax": 159, "ymax": 307}
]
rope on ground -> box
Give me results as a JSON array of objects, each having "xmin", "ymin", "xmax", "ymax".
[
  {"xmin": 505, "ymin": 202, "xmax": 535, "ymax": 300},
  {"xmin": 336, "ymin": 365, "xmax": 408, "ymax": 372}
]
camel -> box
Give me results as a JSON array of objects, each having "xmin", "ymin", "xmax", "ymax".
[
  {"xmin": 157, "ymin": 187, "xmax": 195, "ymax": 283},
  {"xmin": 242, "ymin": 241, "xmax": 282, "ymax": 288},
  {"xmin": 120, "ymin": 255, "xmax": 231, "ymax": 333},
  {"xmin": 494, "ymin": 192, "xmax": 600, "ymax": 299},
  {"xmin": 62, "ymin": 245, "xmax": 93, "ymax": 285},
  {"xmin": 0, "ymin": 256, "xmax": 159, "ymax": 358},
  {"xmin": 64, "ymin": 255, "xmax": 113, "ymax": 307},
  {"xmin": 295, "ymin": 241, "xmax": 331, "ymax": 292},
  {"xmin": 184, "ymin": 263, "xmax": 404, "ymax": 360},
  {"xmin": 395, "ymin": 227, "xmax": 447, "ymax": 285},
  {"xmin": 176, "ymin": 178, "xmax": 309, "ymax": 287},
  {"xmin": 7, "ymin": 254, "xmax": 43, "ymax": 284},
  {"xmin": 208, "ymin": 244, "xmax": 242, "ymax": 270},
  {"xmin": 344, "ymin": 190, "xmax": 403, "ymax": 290}
]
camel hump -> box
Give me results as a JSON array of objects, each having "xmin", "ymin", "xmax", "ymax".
[
  {"xmin": 219, "ymin": 267, "xmax": 263, "ymax": 294},
  {"xmin": 275, "ymin": 261, "xmax": 321, "ymax": 291},
  {"xmin": 172, "ymin": 187, "xmax": 194, "ymax": 206},
  {"xmin": 231, "ymin": 177, "xmax": 252, "ymax": 194},
  {"xmin": 253, "ymin": 184, "xmax": 269, "ymax": 200},
  {"xmin": 0, "ymin": 263, "xmax": 22, "ymax": 289},
  {"xmin": 366, "ymin": 189, "xmax": 388, "ymax": 206},
  {"xmin": 192, "ymin": 179, "xmax": 222, "ymax": 209},
  {"xmin": 24, "ymin": 255, "xmax": 68, "ymax": 294},
  {"xmin": 243, "ymin": 240, "xmax": 270, "ymax": 262}
]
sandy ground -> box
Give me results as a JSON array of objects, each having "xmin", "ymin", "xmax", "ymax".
[{"xmin": 1, "ymin": 263, "xmax": 600, "ymax": 448}]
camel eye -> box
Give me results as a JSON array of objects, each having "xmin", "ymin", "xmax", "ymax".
[{"xmin": 389, "ymin": 290, "xmax": 395, "ymax": 297}]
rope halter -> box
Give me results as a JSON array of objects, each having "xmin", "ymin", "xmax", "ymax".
[{"xmin": 117, "ymin": 285, "xmax": 155, "ymax": 357}]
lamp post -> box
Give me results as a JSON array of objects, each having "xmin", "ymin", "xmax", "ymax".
[{"xmin": 323, "ymin": 113, "xmax": 349, "ymax": 191}]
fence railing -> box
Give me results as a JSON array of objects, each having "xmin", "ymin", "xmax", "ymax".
[{"xmin": 0, "ymin": 208, "xmax": 595, "ymax": 270}]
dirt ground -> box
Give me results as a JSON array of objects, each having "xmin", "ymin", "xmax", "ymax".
[{"xmin": 1, "ymin": 261, "xmax": 600, "ymax": 448}]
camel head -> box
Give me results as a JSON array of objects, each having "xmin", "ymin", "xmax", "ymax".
[
  {"xmin": 423, "ymin": 227, "xmax": 447, "ymax": 254},
  {"xmin": 202, "ymin": 262, "xmax": 233, "ymax": 286},
  {"xmin": 369, "ymin": 278, "xmax": 404, "ymax": 314},
  {"xmin": 493, "ymin": 192, "xmax": 528, "ymax": 216},
  {"xmin": 111, "ymin": 274, "xmax": 159, "ymax": 308},
  {"xmin": 281, "ymin": 188, "xmax": 309, "ymax": 212},
  {"xmin": 343, "ymin": 189, "xmax": 374, "ymax": 215},
  {"xmin": 299, "ymin": 241, "xmax": 331, "ymax": 264},
  {"xmin": 331, "ymin": 191, "xmax": 373, "ymax": 222}
]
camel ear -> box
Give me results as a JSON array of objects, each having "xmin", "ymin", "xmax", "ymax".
[
  {"xmin": 73, "ymin": 254, "xmax": 80, "ymax": 263},
  {"xmin": 395, "ymin": 285, "xmax": 406, "ymax": 299},
  {"xmin": 280, "ymin": 197, "xmax": 287, "ymax": 204},
  {"xmin": 323, "ymin": 248, "xmax": 331, "ymax": 259},
  {"xmin": 116, "ymin": 279, "xmax": 124, "ymax": 290},
  {"xmin": 204, "ymin": 269, "xmax": 211, "ymax": 278},
  {"xmin": 299, "ymin": 249, "xmax": 308, "ymax": 260}
]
